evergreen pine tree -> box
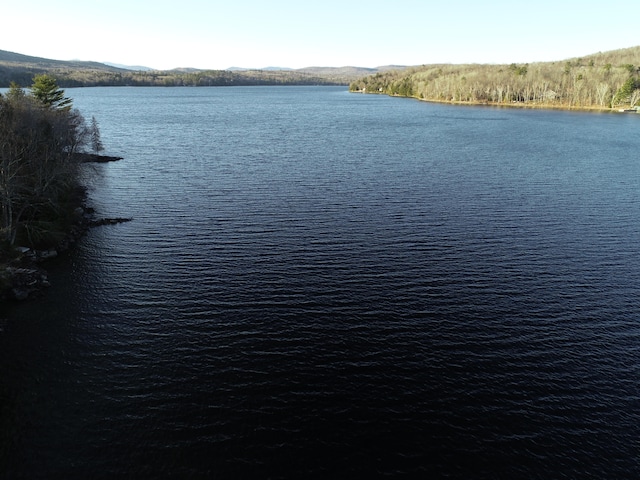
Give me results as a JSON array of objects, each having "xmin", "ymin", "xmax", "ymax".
[
  {"xmin": 30, "ymin": 74, "xmax": 73, "ymax": 110},
  {"xmin": 90, "ymin": 116, "xmax": 104, "ymax": 154}
]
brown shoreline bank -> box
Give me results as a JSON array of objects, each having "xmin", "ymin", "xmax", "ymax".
[{"xmin": 355, "ymin": 90, "xmax": 639, "ymax": 114}]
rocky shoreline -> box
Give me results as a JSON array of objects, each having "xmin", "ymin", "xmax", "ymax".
[
  {"xmin": 1, "ymin": 207, "xmax": 132, "ymax": 301},
  {"xmin": 1, "ymin": 153, "xmax": 129, "ymax": 302},
  {"xmin": 73, "ymin": 152, "xmax": 124, "ymax": 163}
]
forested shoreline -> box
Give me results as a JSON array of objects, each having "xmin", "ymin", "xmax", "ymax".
[
  {"xmin": 1, "ymin": 47, "xmax": 639, "ymax": 299},
  {"xmin": 0, "ymin": 75, "xmax": 104, "ymax": 300},
  {"xmin": 350, "ymin": 46, "xmax": 640, "ymax": 111},
  {"xmin": 0, "ymin": 50, "xmax": 370, "ymax": 87},
  {"xmin": 6, "ymin": 68, "xmax": 350, "ymax": 88}
]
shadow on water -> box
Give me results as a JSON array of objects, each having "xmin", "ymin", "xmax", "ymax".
[{"xmin": 1, "ymin": 87, "xmax": 639, "ymax": 478}]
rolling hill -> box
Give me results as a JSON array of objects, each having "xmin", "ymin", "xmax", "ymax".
[
  {"xmin": 0, "ymin": 49, "xmax": 403, "ymax": 87},
  {"xmin": 350, "ymin": 46, "xmax": 640, "ymax": 110}
]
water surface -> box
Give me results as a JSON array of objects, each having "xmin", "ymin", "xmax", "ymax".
[{"xmin": 1, "ymin": 86, "xmax": 639, "ymax": 478}]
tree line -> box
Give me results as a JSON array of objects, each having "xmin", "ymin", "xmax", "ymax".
[
  {"xmin": 350, "ymin": 46, "xmax": 640, "ymax": 110},
  {"xmin": 0, "ymin": 75, "xmax": 98, "ymax": 249},
  {"xmin": 0, "ymin": 49, "xmax": 387, "ymax": 87},
  {"xmin": 0, "ymin": 66, "xmax": 353, "ymax": 88}
]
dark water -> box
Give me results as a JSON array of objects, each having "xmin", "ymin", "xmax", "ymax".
[{"xmin": 1, "ymin": 86, "xmax": 639, "ymax": 478}]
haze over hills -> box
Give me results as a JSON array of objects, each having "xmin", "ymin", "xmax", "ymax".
[
  {"xmin": 1, "ymin": 46, "xmax": 638, "ymax": 111},
  {"xmin": 227, "ymin": 67, "xmax": 294, "ymax": 72},
  {"xmin": 103, "ymin": 62, "xmax": 154, "ymax": 71},
  {"xmin": 0, "ymin": 49, "xmax": 406, "ymax": 87}
]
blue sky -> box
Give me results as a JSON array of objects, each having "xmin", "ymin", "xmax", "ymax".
[{"xmin": 3, "ymin": 0, "xmax": 638, "ymax": 70}]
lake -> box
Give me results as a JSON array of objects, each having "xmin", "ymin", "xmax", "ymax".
[{"xmin": 1, "ymin": 86, "xmax": 639, "ymax": 478}]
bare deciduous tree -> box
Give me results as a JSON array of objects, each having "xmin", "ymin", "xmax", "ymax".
[
  {"xmin": 0, "ymin": 77, "xmax": 93, "ymax": 246},
  {"xmin": 351, "ymin": 46, "xmax": 640, "ymax": 110}
]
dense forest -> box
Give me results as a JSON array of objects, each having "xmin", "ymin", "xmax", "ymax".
[
  {"xmin": 350, "ymin": 46, "xmax": 640, "ymax": 110},
  {"xmin": 0, "ymin": 65, "xmax": 349, "ymax": 88},
  {"xmin": 0, "ymin": 75, "xmax": 92, "ymax": 249},
  {"xmin": 0, "ymin": 74, "xmax": 104, "ymax": 298},
  {"xmin": 33, "ymin": 68, "xmax": 353, "ymax": 88},
  {"xmin": 0, "ymin": 50, "xmax": 385, "ymax": 87}
]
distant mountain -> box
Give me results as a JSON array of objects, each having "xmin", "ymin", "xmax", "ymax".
[
  {"xmin": 228, "ymin": 66, "xmax": 406, "ymax": 75},
  {"xmin": 299, "ymin": 66, "xmax": 377, "ymax": 76},
  {"xmin": 103, "ymin": 62, "xmax": 154, "ymax": 71},
  {"xmin": 0, "ymin": 49, "xmax": 125, "ymax": 71},
  {"xmin": 0, "ymin": 49, "xmax": 132, "ymax": 87},
  {"xmin": 227, "ymin": 66, "xmax": 293, "ymax": 71},
  {"xmin": 0, "ymin": 48, "xmax": 409, "ymax": 87},
  {"xmin": 377, "ymin": 65, "xmax": 410, "ymax": 71},
  {"xmin": 167, "ymin": 67, "xmax": 203, "ymax": 73}
]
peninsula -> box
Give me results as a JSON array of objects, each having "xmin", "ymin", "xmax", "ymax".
[
  {"xmin": 350, "ymin": 46, "xmax": 640, "ymax": 111},
  {"xmin": 0, "ymin": 76, "xmax": 126, "ymax": 301}
]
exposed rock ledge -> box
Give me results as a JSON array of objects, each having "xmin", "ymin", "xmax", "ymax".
[
  {"xmin": 4, "ymin": 265, "xmax": 51, "ymax": 301},
  {"xmin": 1, "ymin": 153, "xmax": 129, "ymax": 302},
  {"xmin": 1, "ymin": 210, "xmax": 132, "ymax": 302},
  {"xmin": 89, "ymin": 217, "xmax": 132, "ymax": 227},
  {"xmin": 72, "ymin": 152, "xmax": 124, "ymax": 163}
]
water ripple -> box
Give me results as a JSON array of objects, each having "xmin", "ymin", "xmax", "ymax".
[{"xmin": 1, "ymin": 87, "xmax": 639, "ymax": 479}]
